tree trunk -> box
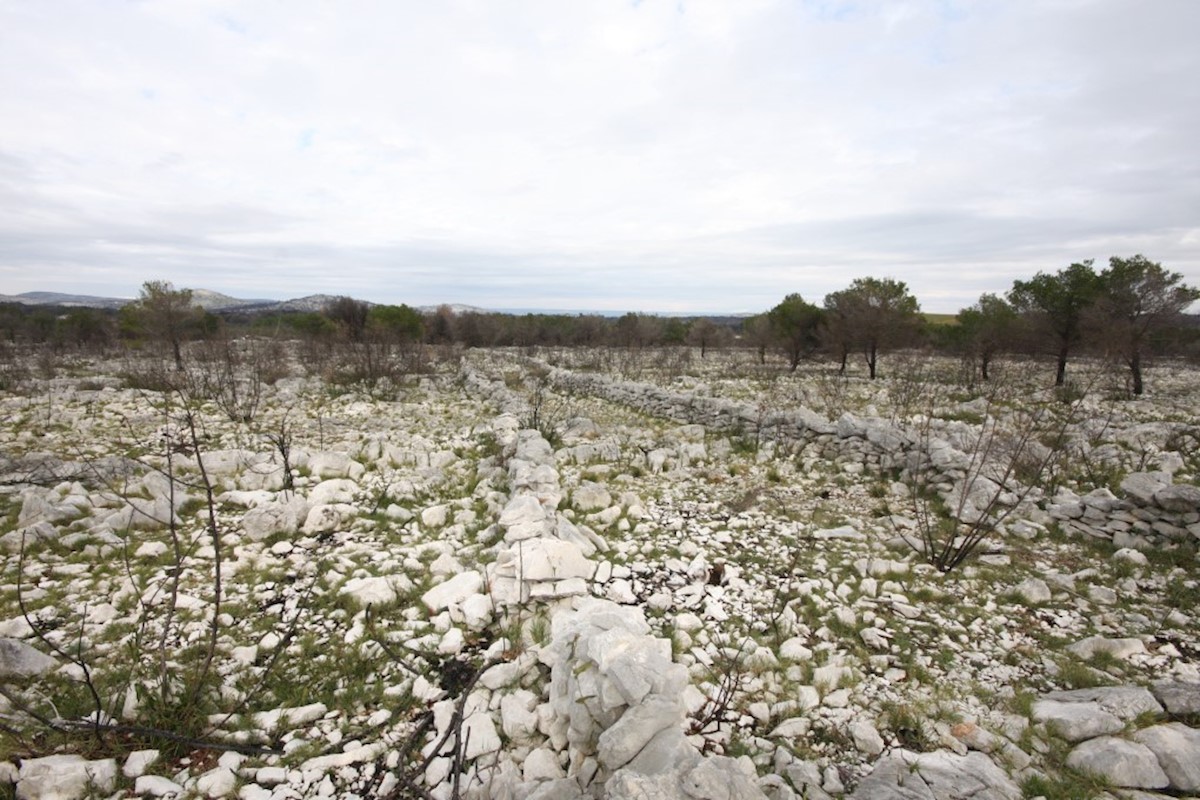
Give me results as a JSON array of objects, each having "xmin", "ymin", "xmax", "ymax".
[
  {"xmin": 866, "ymin": 345, "xmax": 877, "ymax": 380},
  {"xmin": 757, "ymin": 345, "xmax": 766, "ymax": 365},
  {"xmin": 1130, "ymin": 350, "xmax": 1143, "ymax": 396},
  {"xmin": 980, "ymin": 352, "xmax": 991, "ymax": 382},
  {"xmin": 838, "ymin": 348, "xmax": 848, "ymax": 374},
  {"xmin": 1055, "ymin": 346, "xmax": 1068, "ymax": 386},
  {"xmin": 172, "ymin": 339, "xmax": 184, "ymax": 371}
]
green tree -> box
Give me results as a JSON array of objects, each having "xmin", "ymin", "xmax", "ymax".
[
  {"xmin": 368, "ymin": 304, "xmax": 424, "ymax": 345},
  {"xmin": 1007, "ymin": 261, "xmax": 1101, "ymax": 387},
  {"xmin": 826, "ymin": 278, "xmax": 921, "ymax": 379},
  {"xmin": 1094, "ymin": 255, "xmax": 1200, "ymax": 395},
  {"xmin": 124, "ymin": 280, "xmax": 203, "ymax": 369},
  {"xmin": 956, "ymin": 293, "xmax": 1019, "ymax": 382},
  {"xmin": 768, "ymin": 293, "xmax": 823, "ymax": 371}
]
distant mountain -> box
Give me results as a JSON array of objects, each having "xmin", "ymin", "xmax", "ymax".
[
  {"xmin": 0, "ymin": 291, "xmax": 132, "ymax": 309},
  {"xmin": 189, "ymin": 289, "xmax": 276, "ymax": 310}
]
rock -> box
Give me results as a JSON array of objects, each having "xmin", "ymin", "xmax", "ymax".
[
  {"xmin": 422, "ymin": 571, "xmax": 484, "ymax": 612},
  {"xmin": 1032, "ymin": 699, "xmax": 1123, "ymax": 742},
  {"xmin": 769, "ymin": 718, "xmax": 811, "ymax": 738},
  {"xmin": 133, "ymin": 775, "xmax": 185, "ymax": 797},
  {"xmin": 1044, "ymin": 686, "xmax": 1164, "ymax": 720},
  {"xmin": 462, "ymin": 712, "xmax": 502, "ymax": 758},
  {"xmin": 300, "ymin": 502, "xmax": 356, "ymax": 534},
  {"xmin": 196, "ymin": 766, "xmax": 237, "ymax": 798},
  {"xmin": 420, "ymin": 504, "xmax": 449, "ymax": 529},
  {"xmin": 1015, "ymin": 578, "xmax": 1051, "ymax": 605},
  {"xmin": 523, "ymin": 747, "xmax": 565, "ymax": 782},
  {"xmin": 1153, "ymin": 681, "xmax": 1200, "ymax": 715},
  {"xmin": 122, "ymin": 749, "xmax": 159, "ymax": 778},
  {"xmin": 0, "ymin": 638, "xmax": 57, "ymax": 680},
  {"xmin": 779, "ymin": 638, "xmax": 813, "ymax": 662},
  {"xmin": 1065, "ymin": 737, "xmax": 1169, "ymax": 789},
  {"xmin": 241, "ymin": 496, "xmax": 308, "ymax": 541},
  {"xmin": 516, "ymin": 538, "xmax": 595, "ymax": 582},
  {"xmin": 16, "ymin": 755, "xmax": 118, "ymax": 800},
  {"xmin": 897, "ymin": 750, "xmax": 1021, "ymax": 800},
  {"xmin": 254, "ymin": 766, "xmax": 288, "ymax": 785},
  {"xmin": 306, "ymin": 452, "xmax": 364, "ymax": 480},
  {"xmin": 340, "ymin": 574, "xmax": 414, "ymax": 607},
  {"xmin": 307, "ymin": 478, "xmax": 359, "ymax": 506},
  {"xmin": 499, "ymin": 494, "xmax": 553, "ymax": 541},
  {"xmin": 1113, "ymin": 547, "xmax": 1149, "ymax": 566},
  {"xmin": 850, "ymin": 720, "xmax": 886, "ymax": 756},
  {"xmin": 1133, "ymin": 723, "xmax": 1200, "ymax": 792},
  {"xmin": 847, "ymin": 755, "xmax": 934, "ymax": 799},
  {"xmin": 573, "ymin": 482, "xmax": 613, "ymax": 513},
  {"xmin": 679, "ymin": 756, "xmax": 768, "ymax": 799},
  {"xmin": 597, "ymin": 696, "xmax": 683, "ymax": 770},
  {"xmin": 1154, "ymin": 484, "xmax": 1200, "ymax": 513},
  {"xmin": 1121, "ymin": 472, "xmax": 1170, "ymax": 506},
  {"xmin": 1066, "ymin": 636, "xmax": 1146, "ymax": 661}
]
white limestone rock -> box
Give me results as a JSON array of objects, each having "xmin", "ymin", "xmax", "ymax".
[
  {"xmin": 1015, "ymin": 578, "xmax": 1051, "ymax": 605},
  {"xmin": 597, "ymin": 696, "xmax": 685, "ymax": 771},
  {"xmin": 133, "ymin": 775, "xmax": 185, "ymax": 797},
  {"xmin": 1133, "ymin": 723, "xmax": 1200, "ymax": 792},
  {"xmin": 122, "ymin": 749, "xmax": 160, "ymax": 779},
  {"xmin": 1032, "ymin": 699, "xmax": 1124, "ymax": 742},
  {"xmin": 1066, "ymin": 636, "xmax": 1146, "ymax": 661},
  {"xmin": 339, "ymin": 574, "xmax": 414, "ymax": 607},
  {"xmin": 0, "ymin": 639, "xmax": 56, "ymax": 680},
  {"xmin": 17, "ymin": 755, "xmax": 117, "ymax": 800},
  {"xmin": 1044, "ymin": 686, "xmax": 1163, "ymax": 720},
  {"xmin": 1066, "ymin": 737, "xmax": 1169, "ymax": 789},
  {"xmin": 850, "ymin": 720, "xmax": 886, "ymax": 756},
  {"xmin": 422, "ymin": 571, "xmax": 484, "ymax": 612}
]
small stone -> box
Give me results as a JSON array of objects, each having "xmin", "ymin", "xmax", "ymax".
[
  {"xmin": 123, "ymin": 749, "xmax": 160, "ymax": 778},
  {"xmin": 849, "ymin": 720, "xmax": 885, "ymax": 756},
  {"xmin": 134, "ymin": 775, "xmax": 186, "ymax": 797}
]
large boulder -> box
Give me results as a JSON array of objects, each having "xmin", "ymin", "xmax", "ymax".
[
  {"xmin": 1066, "ymin": 737, "xmax": 1169, "ymax": 789},
  {"xmin": 1133, "ymin": 723, "xmax": 1200, "ymax": 792}
]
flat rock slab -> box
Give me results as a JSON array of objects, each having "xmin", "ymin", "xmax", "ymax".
[
  {"xmin": 1133, "ymin": 723, "xmax": 1200, "ymax": 792},
  {"xmin": 1066, "ymin": 736, "xmax": 1169, "ymax": 789},
  {"xmin": 1032, "ymin": 699, "xmax": 1124, "ymax": 742},
  {"xmin": 850, "ymin": 750, "xmax": 1021, "ymax": 800},
  {"xmin": 1153, "ymin": 681, "xmax": 1200, "ymax": 716},
  {"xmin": 1044, "ymin": 686, "xmax": 1164, "ymax": 720}
]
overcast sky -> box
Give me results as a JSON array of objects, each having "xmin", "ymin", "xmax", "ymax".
[{"xmin": 2, "ymin": 1, "xmax": 1198, "ymax": 313}]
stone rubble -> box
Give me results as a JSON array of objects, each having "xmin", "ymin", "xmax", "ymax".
[{"xmin": 0, "ymin": 349, "xmax": 1198, "ymax": 799}]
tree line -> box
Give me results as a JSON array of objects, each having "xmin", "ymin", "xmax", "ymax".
[
  {"xmin": 751, "ymin": 255, "xmax": 1199, "ymax": 395},
  {"xmin": 1, "ymin": 255, "xmax": 1197, "ymax": 395}
]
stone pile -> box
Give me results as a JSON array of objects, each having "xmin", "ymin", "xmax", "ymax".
[
  {"xmin": 516, "ymin": 597, "xmax": 767, "ymax": 800},
  {"xmin": 485, "ymin": 424, "xmax": 604, "ymax": 608},
  {"xmin": 1033, "ymin": 683, "xmax": 1200, "ymax": 793},
  {"xmin": 1048, "ymin": 471, "xmax": 1200, "ymax": 546}
]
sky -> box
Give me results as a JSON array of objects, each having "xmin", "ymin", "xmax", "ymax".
[{"xmin": 1, "ymin": 1, "xmax": 1198, "ymax": 314}]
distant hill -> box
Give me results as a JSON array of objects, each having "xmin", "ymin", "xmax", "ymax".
[{"xmin": 0, "ymin": 291, "xmax": 132, "ymax": 309}]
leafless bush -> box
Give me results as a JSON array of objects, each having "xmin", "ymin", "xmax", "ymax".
[{"xmin": 901, "ymin": 364, "xmax": 1088, "ymax": 572}]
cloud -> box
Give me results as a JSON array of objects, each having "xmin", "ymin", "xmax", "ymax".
[{"xmin": 1, "ymin": 0, "xmax": 1197, "ymax": 312}]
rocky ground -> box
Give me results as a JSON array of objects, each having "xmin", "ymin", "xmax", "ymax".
[{"xmin": 0, "ymin": 345, "xmax": 1198, "ymax": 800}]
